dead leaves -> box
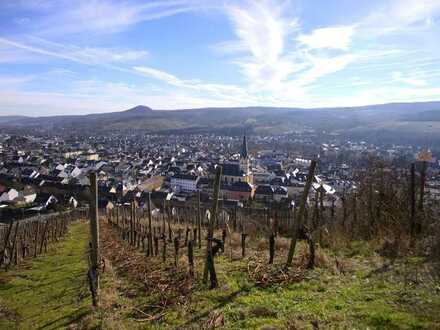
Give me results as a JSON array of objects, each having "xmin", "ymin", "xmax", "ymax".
[{"xmin": 247, "ymin": 257, "xmax": 304, "ymax": 287}]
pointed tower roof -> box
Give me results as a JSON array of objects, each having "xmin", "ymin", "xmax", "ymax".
[{"xmin": 240, "ymin": 134, "xmax": 248, "ymax": 159}]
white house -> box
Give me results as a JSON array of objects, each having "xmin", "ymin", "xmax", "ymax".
[
  {"xmin": 0, "ymin": 189, "xmax": 19, "ymax": 203},
  {"xmin": 274, "ymin": 186, "xmax": 288, "ymax": 202},
  {"xmin": 170, "ymin": 174, "xmax": 199, "ymax": 193}
]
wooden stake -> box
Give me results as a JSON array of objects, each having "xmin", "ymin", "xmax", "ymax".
[
  {"xmin": 410, "ymin": 163, "xmax": 416, "ymax": 239},
  {"xmin": 286, "ymin": 160, "xmax": 316, "ymax": 268},
  {"xmin": 188, "ymin": 239, "xmax": 194, "ymax": 277},
  {"xmin": 203, "ymin": 165, "xmax": 222, "ymax": 288},
  {"xmin": 269, "ymin": 233, "xmax": 275, "ymax": 264},
  {"xmin": 88, "ymin": 172, "xmax": 100, "ymax": 306},
  {"xmin": 147, "ymin": 192, "xmax": 153, "ymax": 256},
  {"xmin": 197, "ymin": 191, "xmax": 202, "ymax": 249}
]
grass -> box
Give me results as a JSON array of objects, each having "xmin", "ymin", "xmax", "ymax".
[
  {"xmin": 172, "ymin": 261, "xmax": 440, "ymax": 329},
  {"xmin": 0, "ymin": 220, "xmax": 94, "ymax": 330},
  {"xmin": 1, "ymin": 220, "xmax": 440, "ymax": 329},
  {"xmin": 97, "ymin": 223, "xmax": 440, "ymax": 329}
]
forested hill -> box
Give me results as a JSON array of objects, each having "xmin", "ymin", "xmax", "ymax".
[{"xmin": 1, "ymin": 101, "xmax": 440, "ymax": 144}]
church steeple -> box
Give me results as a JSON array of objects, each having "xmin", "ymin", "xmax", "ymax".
[
  {"xmin": 240, "ymin": 134, "xmax": 248, "ymax": 159},
  {"xmin": 239, "ymin": 133, "xmax": 252, "ymax": 184}
]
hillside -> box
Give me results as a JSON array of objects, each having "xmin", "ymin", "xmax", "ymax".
[
  {"xmin": 1, "ymin": 101, "xmax": 440, "ymax": 143},
  {"xmin": 1, "ymin": 219, "xmax": 439, "ymax": 329}
]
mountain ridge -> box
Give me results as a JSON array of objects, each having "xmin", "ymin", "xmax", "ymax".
[
  {"xmin": 2, "ymin": 100, "xmax": 440, "ymax": 119},
  {"xmin": 1, "ymin": 101, "xmax": 440, "ymax": 144}
]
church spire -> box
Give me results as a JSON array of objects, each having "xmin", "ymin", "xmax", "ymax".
[{"xmin": 240, "ymin": 134, "xmax": 248, "ymax": 159}]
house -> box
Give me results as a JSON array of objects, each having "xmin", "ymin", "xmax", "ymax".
[
  {"xmin": 35, "ymin": 193, "xmax": 59, "ymax": 209},
  {"xmin": 22, "ymin": 187, "xmax": 37, "ymax": 204},
  {"xmin": 0, "ymin": 189, "xmax": 19, "ymax": 203},
  {"xmin": 255, "ymin": 185, "xmax": 274, "ymax": 202},
  {"xmin": 150, "ymin": 190, "xmax": 173, "ymax": 206},
  {"xmin": 224, "ymin": 181, "xmax": 254, "ymax": 201},
  {"xmin": 273, "ymin": 186, "xmax": 288, "ymax": 202},
  {"xmin": 170, "ymin": 174, "xmax": 199, "ymax": 192},
  {"xmin": 253, "ymin": 169, "xmax": 275, "ymax": 184}
]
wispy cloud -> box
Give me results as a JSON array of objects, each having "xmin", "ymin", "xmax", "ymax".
[
  {"xmin": 0, "ymin": 75, "xmax": 34, "ymax": 90},
  {"xmin": 0, "ymin": 36, "xmax": 148, "ymax": 64},
  {"xmin": 223, "ymin": 0, "xmax": 302, "ymax": 91},
  {"xmin": 133, "ymin": 66, "xmax": 185, "ymax": 87},
  {"xmin": 361, "ymin": 0, "xmax": 440, "ymax": 34},
  {"xmin": 133, "ymin": 65, "xmax": 251, "ymax": 102},
  {"xmin": 391, "ymin": 71, "xmax": 428, "ymax": 87},
  {"xmin": 218, "ymin": 0, "xmax": 358, "ymax": 99},
  {"xmin": 3, "ymin": 0, "xmax": 211, "ymax": 36}
]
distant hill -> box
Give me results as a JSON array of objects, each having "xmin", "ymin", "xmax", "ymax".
[{"xmin": 1, "ymin": 101, "xmax": 440, "ymax": 144}]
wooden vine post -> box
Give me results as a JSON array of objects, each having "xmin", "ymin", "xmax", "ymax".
[
  {"xmin": 88, "ymin": 172, "xmax": 100, "ymax": 307},
  {"xmin": 409, "ymin": 163, "xmax": 416, "ymax": 240},
  {"xmin": 197, "ymin": 190, "xmax": 202, "ymax": 249},
  {"xmin": 188, "ymin": 239, "xmax": 194, "ymax": 277},
  {"xmin": 286, "ymin": 160, "xmax": 317, "ymax": 268},
  {"xmin": 203, "ymin": 165, "xmax": 222, "ymax": 288},
  {"xmin": 147, "ymin": 192, "xmax": 153, "ymax": 256}
]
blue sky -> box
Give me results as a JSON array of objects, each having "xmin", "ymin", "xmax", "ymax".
[{"xmin": 0, "ymin": 0, "xmax": 440, "ymax": 116}]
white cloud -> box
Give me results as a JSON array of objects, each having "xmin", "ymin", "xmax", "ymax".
[
  {"xmin": 297, "ymin": 26, "xmax": 356, "ymax": 50},
  {"xmin": 361, "ymin": 0, "xmax": 440, "ymax": 34},
  {"xmin": 294, "ymin": 54, "xmax": 356, "ymax": 87},
  {"xmin": 0, "ymin": 36, "xmax": 148, "ymax": 65},
  {"xmin": 220, "ymin": 1, "xmax": 358, "ymax": 98},
  {"xmin": 391, "ymin": 71, "xmax": 428, "ymax": 87},
  {"xmin": 133, "ymin": 65, "xmax": 251, "ymax": 102},
  {"xmin": 223, "ymin": 1, "xmax": 303, "ymax": 91},
  {"xmin": 10, "ymin": 0, "xmax": 211, "ymax": 36},
  {"xmin": 133, "ymin": 66, "xmax": 184, "ymax": 87},
  {"xmin": 0, "ymin": 76, "xmax": 34, "ymax": 90}
]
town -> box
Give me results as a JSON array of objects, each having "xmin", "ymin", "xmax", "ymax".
[{"xmin": 1, "ymin": 131, "xmax": 439, "ymax": 221}]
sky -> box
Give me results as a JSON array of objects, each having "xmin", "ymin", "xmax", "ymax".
[{"xmin": 0, "ymin": 0, "xmax": 440, "ymax": 116}]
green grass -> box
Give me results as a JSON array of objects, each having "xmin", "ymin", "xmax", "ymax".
[
  {"xmin": 100, "ymin": 250, "xmax": 440, "ymax": 329},
  {"xmin": 0, "ymin": 221, "xmax": 93, "ymax": 330}
]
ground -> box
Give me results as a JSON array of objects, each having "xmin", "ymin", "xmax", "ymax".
[
  {"xmin": 0, "ymin": 221, "xmax": 94, "ymax": 329},
  {"xmin": 1, "ymin": 220, "xmax": 440, "ymax": 329}
]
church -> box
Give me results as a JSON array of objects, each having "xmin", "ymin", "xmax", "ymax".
[{"xmin": 220, "ymin": 135, "xmax": 253, "ymax": 184}]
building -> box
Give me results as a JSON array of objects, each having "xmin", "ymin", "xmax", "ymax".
[
  {"xmin": 223, "ymin": 181, "xmax": 254, "ymax": 200},
  {"xmin": 255, "ymin": 185, "xmax": 274, "ymax": 202},
  {"xmin": 170, "ymin": 174, "xmax": 200, "ymax": 192},
  {"xmin": 221, "ymin": 134, "xmax": 253, "ymax": 184},
  {"xmin": 273, "ymin": 186, "xmax": 288, "ymax": 202}
]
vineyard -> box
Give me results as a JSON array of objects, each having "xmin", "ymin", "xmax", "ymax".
[
  {"xmin": 0, "ymin": 208, "xmax": 88, "ymax": 271},
  {"xmin": 1, "ymin": 162, "xmax": 440, "ymax": 329}
]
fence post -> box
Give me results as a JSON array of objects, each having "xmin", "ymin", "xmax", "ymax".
[
  {"xmin": 410, "ymin": 163, "xmax": 416, "ymax": 240},
  {"xmin": 203, "ymin": 165, "xmax": 222, "ymax": 288},
  {"xmin": 147, "ymin": 192, "xmax": 153, "ymax": 256},
  {"xmin": 286, "ymin": 160, "xmax": 316, "ymax": 268},
  {"xmin": 0, "ymin": 220, "xmax": 14, "ymax": 268},
  {"xmin": 197, "ymin": 191, "xmax": 202, "ymax": 249},
  {"xmin": 88, "ymin": 172, "xmax": 100, "ymax": 307},
  {"xmin": 418, "ymin": 160, "xmax": 427, "ymax": 234}
]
